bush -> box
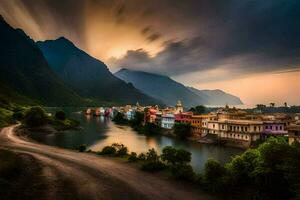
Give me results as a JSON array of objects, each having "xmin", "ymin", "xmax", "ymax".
[
  {"xmin": 55, "ymin": 110, "xmax": 66, "ymax": 120},
  {"xmin": 99, "ymin": 146, "xmax": 116, "ymax": 155},
  {"xmin": 138, "ymin": 153, "xmax": 146, "ymax": 161},
  {"xmin": 112, "ymin": 112, "xmax": 128, "ymax": 124},
  {"xmin": 173, "ymin": 123, "xmax": 192, "ymax": 139},
  {"xmin": 145, "ymin": 148, "xmax": 160, "ymax": 162},
  {"xmin": 23, "ymin": 106, "xmax": 48, "ymax": 127},
  {"xmin": 171, "ymin": 164, "xmax": 196, "ymax": 181},
  {"xmin": 78, "ymin": 144, "xmax": 87, "ymax": 152},
  {"xmin": 128, "ymin": 152, "xmax": 138, "ymax": 162},
  {"xmin": 142, "ymin": 123, "xmax": 162, "ymax": 135},
  {"xmin": 112, "ymin": 143, "xmax": 128, "ymax": 156},
  {"xmin": 12, "ymin": 110, "xmax": 24, "ymax": 121},
  {"xmin": 161, "ymin": 146, "xmax": 191, "ymax": 166},
  {"xmin": 203, "ymin": 159, "xmax": 228, "ymax": 193}
]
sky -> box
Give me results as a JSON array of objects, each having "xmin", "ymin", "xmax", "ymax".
[{"xmin": 0, "ymin": 0, "xmax": 300, "ymax": 105}]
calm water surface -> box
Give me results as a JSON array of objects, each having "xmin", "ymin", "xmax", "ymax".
[{"xmin": 29, "ymin": 110, "xmax": 243, "ymax": 171}]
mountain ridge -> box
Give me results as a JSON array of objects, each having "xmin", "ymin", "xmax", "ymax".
[
  {"xmin": 115, "ymin": 68, "xmax": 243, "ymax": 107},
  {"xmin": 37, "ymin": 38, "xmax": 162, "ymax": 105}
]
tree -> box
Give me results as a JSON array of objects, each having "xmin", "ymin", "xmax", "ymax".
[
  {"xmin": 189, "ymin": 105, "xmax": 206, "ymax": 115},
  {"xmin": 174, "ymin": 123, "xmax": 192, "ymax": 139},
  {"xmin": 112, "ymin": 112, "xmax": 128, "ymax": 124},
  {"xmin": 130, "ymin": 111, "xmax": 144, "ymax": 127},
  {"xmin": 161, "ymin": 146, "xmax": 191, "ymax": 166},
  {"xmin": 55, "ymin": 110, "xmax": 66, "ymax": 120},
  {"xmin": 203, "ymin": 159, "xmax": 228, "ymax": 192},
  {"xmin": 23, "ymin": 106, "xmax": 48, "ymax": 127}
]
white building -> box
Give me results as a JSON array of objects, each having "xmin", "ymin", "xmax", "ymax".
[
  {"xmin": 161, "ymin": 114, "xmax": 175, "ymax": 129},
  {"xmin": 203, "ymin": 119, "xmax": 263, "ymax": 142}
]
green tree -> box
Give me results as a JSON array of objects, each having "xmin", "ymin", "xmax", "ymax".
[
  {"xmin": 174, "ymin": 123, "xmax": 192, "ymax": 139},
  {"xmin": 55, "ymin": 110, "xmax": 66, "ymax": 120},
  {"xmin": 112, "ymin": 112, "xmax": 128, "ymax": 124},
  {"xmin": 203, "ymin": 159, "xmax": 228, "ymax": 192},
  {"xmin": 189, "ymin": 105, "xmax": 206, "ymax": 114},
  {"xmin": 23, "ymin": 106, "xmax": 48, "ymax": 127},
  {"xmin": 161, "ymin": 146, "xmax": 191, "ymax": 166}
]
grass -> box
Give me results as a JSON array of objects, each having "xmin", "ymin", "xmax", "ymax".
[{"xmin": 0, "ymin": 150, "xmax": 22, "ymax": 180}]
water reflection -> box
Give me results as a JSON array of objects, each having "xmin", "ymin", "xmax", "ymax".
[{"xmin": 29, "ymin": 111, "xmax": 243, "ymax": 171}]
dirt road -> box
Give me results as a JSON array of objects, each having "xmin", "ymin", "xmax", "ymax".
[{"xmin": 0, "ymin": 125, "xmax": 214, "ymax": 200}]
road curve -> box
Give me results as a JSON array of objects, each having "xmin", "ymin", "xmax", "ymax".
[{"xmin": 0, "ymin": 125, "xmax": 214, "ymax": 200}]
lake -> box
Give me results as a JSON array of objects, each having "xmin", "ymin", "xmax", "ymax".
[{"xmin": 29, "ymin": 109, "xmax": 243, "ymax": 171}]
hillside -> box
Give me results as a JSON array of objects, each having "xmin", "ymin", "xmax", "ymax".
[
  {"xmin": 115, "ymin": 68, "xmax": 243, "ymax": 107},
  {"xmin": 37, "ymin": 38, "xmax": 161, "ymax": 105},
  {"xmin": 0, "ymin": 16, "xmax": 84, "ymax": 106}
]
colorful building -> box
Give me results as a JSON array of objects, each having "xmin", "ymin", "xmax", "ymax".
[
  {"xmin": 161, "ymin": 114, "xmax": 175, "ymax": 129},
  {"xmin": 287, "ymin": 121, "xmax": 300, "ymax": 145},
  {"xmin": 191, "ymin": 115, "xmax": 203, "ymax": 135},
  {"xmin": 175, "ymin": 112, "xmax": 192, "ymax": 124},
  {"xmin": 262, "ymin": 121, "xmax": 287, "ymax": 138}
]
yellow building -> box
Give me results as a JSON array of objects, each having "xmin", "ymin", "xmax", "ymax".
[
  {"xmin": 287, "ymin": 121, "xmax": 300, "ymax": 145},
  {"xmin": 191, "ymin": 115, "xmax": 203, "ymax": 136}
]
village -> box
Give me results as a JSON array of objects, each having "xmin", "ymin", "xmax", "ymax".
[{"xmin": 85, "ymin": 101, "xmax": 300, "ymax": 148}]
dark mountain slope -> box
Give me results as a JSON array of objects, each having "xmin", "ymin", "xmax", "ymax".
[
  {"xmin": 115, "ymin": 68, "xmax": 243, "ymax": 107},
  {"xmin": 0, "ymin": 16, "xmax": 83, "ymax": 106},
  {"xmin": 37, "ymin": 38, "xmax": 161, "ymax": 105},
  {"xmin": 187, "ymin": 87, "xmax": 243, "ymax": 106},
  {"xmin": 115, "ymin": 68, "xmax": 208, "ymax": 107}
]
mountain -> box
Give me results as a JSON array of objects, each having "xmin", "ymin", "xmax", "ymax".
[
  {"xmin": 115, "ymin": 68, "xmax": 208, "ymax": 107},
  {"xmin": 187, "ymin": 87, "xmax": 243, "ymax": 106},
  {"xmin": 115, "ymin": 68, "xmax": 243, "ymax": 107},
  {"xmin": 0, "ymin": 16, "xmax": 84, "ymax": 106},
  {"xmin": 37, "ymin": 38, "xmax": 161, "ymax": 105}
]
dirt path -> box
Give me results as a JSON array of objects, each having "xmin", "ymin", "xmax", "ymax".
[{"xmin": 0, "ymin": 125, "xmax": 215, "ymax": 200}]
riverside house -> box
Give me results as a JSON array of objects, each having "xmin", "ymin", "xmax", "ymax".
[
  {"xmin": 191, "ymin": 115, "xmax": 203, "ymax": 136},
  {"xmin": 161, "ymin": 113, "xmax": 175, "ymax": 129},
  {"xmin": 287, "ymin": 121, "xmax": 300, "ymax": 144}
]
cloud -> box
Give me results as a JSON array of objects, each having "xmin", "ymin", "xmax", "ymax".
[
  {"xmin": 110, "ymin": 0, "xmax": 300, "ymax": 77},
  {"xmin": 1, "ymin": 0, "xmax": 300, "ymax": 80}
]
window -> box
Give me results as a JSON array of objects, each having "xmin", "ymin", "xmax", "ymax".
[
  {"xmin": 280, "ymin": 126, "xmax": 282, "ymax": 130},
  {"xmin": 276, "ymin": 126, "xmax": 278, "ymax": 131},
  {"xmin": 254, "ymin": 126, "xmax": 257, "ymax": 131}
]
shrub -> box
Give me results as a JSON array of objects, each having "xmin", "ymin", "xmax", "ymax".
[
  {"xmin": 145, "ymin": 148, "xmax": 160, "ymax": 162},
  {"xmin": 112, "ymin": 143, "xmax": 128, "ymax": 156},
  {"xmin": 99, "ymin": 146, "xmax": 116, "ymax": 155},
  {"xmin": 23, "ymin": 106, "xmax": 48, "ymax": 127},
  {"xmin": 161, "ymin": 146, "xmax": 191, "ymax": 166},
  {"xmin": 173, "ymin": 123, "xmax": 192, "ymax": 139},
  {"xmin": 78, "ymin": 144, "xmax": 87, "ymax": 152},
  {"xmin": 128, "ymin": 152, "xmax": 138, "ymax": 162},
  {"xmin": 171, "ymin": 164, "xmax": 196, "ymax": 181},
  {"xmin": 112, "ymin": 112, "xmax": 128, "ymax": 124},
  {"xmin": 203, "ymin": 159, "xmax": 228, "ymax": 192},
  {"xmin": 142, "ymin": 123, "xmax": 162, "ymax": 135},
  {"xmin": 55, "ymin": 110, "xmax": 66, "ymax": 120},
  {"xmin": 138, "ymin": 153, "xmax": 146, "ymax": 160},
  {"xmin": 12, "ymin": 110, "xmax": 24, "ymax": 121}
]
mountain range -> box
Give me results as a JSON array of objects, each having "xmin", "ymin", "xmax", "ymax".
[
  {"xmin": 0, "ymin": 15, "xmax": 242, "ymax": 108},
  {"xmin": 115, "ymin": 68, "xmax": 243, "ymax": 107},
  {"xmin": 36, "ymin": 37, "xmax": 160, "ymax": 105},
  {"xmin": 0, "ymin": 15, "xmax": 83, "ymax": 106}
]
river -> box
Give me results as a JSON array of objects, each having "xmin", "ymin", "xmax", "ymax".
[{"xmin": 29, "ymin": 109, "xmax": 243, "ymax": 171}]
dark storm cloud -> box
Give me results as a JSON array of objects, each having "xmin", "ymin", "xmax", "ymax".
[
  {"xmin": 113, "ymin": 0, "xmax": 300, "ymax": 76},
  {"xmin": 1, "ymin": 0, "xmax": 299, "ymax": 77}
]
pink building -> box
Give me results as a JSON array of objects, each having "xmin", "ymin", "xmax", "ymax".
[
  {"xmin": 175, "ymin": 112, "xmax": 193, "ymax": 124},
  {"xmin": 262, "ymin": 121, "xmax": 287, "ymax": 138}
]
